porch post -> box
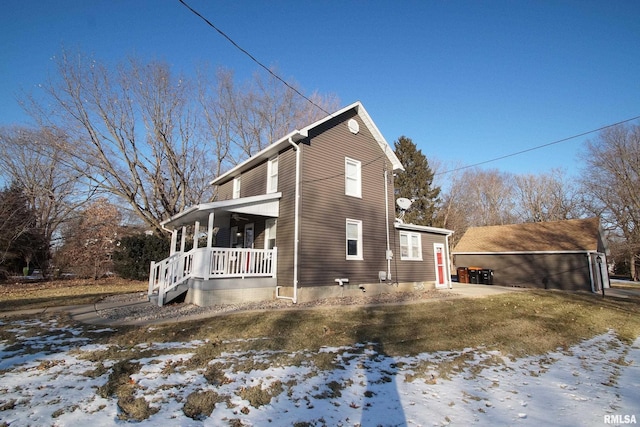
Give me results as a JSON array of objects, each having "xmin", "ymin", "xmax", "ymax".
[
  {"xmin": 207, "ymin": 212, "xmax": 215, "ymax": 248},
  {"xmin": 193, "ymin": 221, "xmax": 200, "ymax": 249},
  {"xmin": 180, "ymin": 226, "xmax": 187, "ymax": 253},
  {"xmin": 170, "ymin": 230, "xmax": 178, "ymax": 256}
]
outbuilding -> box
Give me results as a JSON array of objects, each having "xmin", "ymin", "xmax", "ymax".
[{"xmin": 452, "ymin": 217, "xmax": 609, "ymax": 292}]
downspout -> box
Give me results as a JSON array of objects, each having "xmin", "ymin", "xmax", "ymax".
[
  {"xmin": 276, "ymin": 135, "xmax": 301, "ymax": 303},
  {"xmin": 587, "ymin": 251, "xmax": 596, "ymax": 293},
  {"xmin": 384, "ymin": 168, "xmax": 392, "ymax": 282}
]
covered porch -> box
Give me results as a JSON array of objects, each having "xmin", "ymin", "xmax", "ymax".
[{"xmin": 148, "ymin": 193, "xmax": 281, "ymax": 306}]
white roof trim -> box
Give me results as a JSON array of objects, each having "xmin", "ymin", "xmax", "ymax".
[
  {"xmin": 395, "ymin": 222, "xmax": 454, "ymax": 236},
  {"xmin": 210, "ymin": 101, "xmax": 403, "ymax": 186},
  {"xmin": 452, "ymin": 250, "xmax": 602, "ymax": 255},
  {"xmin": 162, "ymin": 193, "xmax": 282, "ymax": 229}
]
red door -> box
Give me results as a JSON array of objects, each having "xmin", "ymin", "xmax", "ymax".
[{"xmin": 434, "ymin": 244, "xmax": 446, "ymax": 287}]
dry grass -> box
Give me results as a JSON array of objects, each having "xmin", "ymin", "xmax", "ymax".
[
  {"xmin": 0, "ymin": 278, "xmax": 147, "ymax": 311},
  {"xmin": 2, "ymin": 279, "xmax": 639, "ymax": 361},
  {"xmin": 83, "ymin": 289, "xmax": 640, "ymax": 363}
]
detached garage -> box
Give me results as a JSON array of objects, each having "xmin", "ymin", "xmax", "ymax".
[{"xmin": 452, "ymin": 217, "xmax": 609, "ymax": 292}]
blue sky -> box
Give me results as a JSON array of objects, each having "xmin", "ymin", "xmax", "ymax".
[{"xmin": 2, "ymin": 0, "xmax": 639, "ymax": 179}]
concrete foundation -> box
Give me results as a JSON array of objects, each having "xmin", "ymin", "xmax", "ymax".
[
  {"xmin": 184, "ymin": 277, "xmax": 276, "ymax": 306},
  {"xmin": 184, "ymin": 278, "xmax": 437, "ymax": 307}
]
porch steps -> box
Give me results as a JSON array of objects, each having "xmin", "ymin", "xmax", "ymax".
[{"xmin": 148, "ymin": 284, "xmax": 189, "ymax": 306}]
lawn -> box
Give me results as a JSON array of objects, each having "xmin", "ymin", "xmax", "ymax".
[
  {"xmin": 1, "ymin": 279, "xmax": 639, "ymax": 425},
  {"xmin": 0, "ymin": 278, "xmax": 147, "ymax": 312}
]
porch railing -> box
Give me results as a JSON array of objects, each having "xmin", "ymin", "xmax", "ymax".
[{"xmin": 148, "ymin": 247, "xmax": 277, "ymax": 306}]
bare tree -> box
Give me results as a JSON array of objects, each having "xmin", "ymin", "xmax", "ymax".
[
  {"xmin": 581, "ymin": 122, "xmax": 640, "ymax": 280},
  {"xmin": 25, "ymin": 50, "xmax": 339, "ymax": 233},
  {"xmin": 513, "ymin": 168, "xmax": 582, "ymax": 223},
  {"xmin": 55, "ymin": 199, "xmax": 123, "ymax": 279},
  {"xmin": 436, "ymin": 168, "xmax": 516, "ymax": 253},
  {"xmin": 25, "ymin": 50, "xmax": 210, "ymax": 233},
  {"xmin": 197, "ymin": 66, "xmax": 340, "ymax": 170},
  {"xmin": 0, "ymin": 126, "xmax": 91, "ymax": 253}
]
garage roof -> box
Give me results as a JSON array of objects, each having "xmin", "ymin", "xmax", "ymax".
[{"xmin": 453, "ymin": 217, "xmax": 602, "ymax": 253}]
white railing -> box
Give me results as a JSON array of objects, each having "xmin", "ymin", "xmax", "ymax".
[{"xmin": 148, "ymin": 247, "xmax": 277, "ymax": 306}]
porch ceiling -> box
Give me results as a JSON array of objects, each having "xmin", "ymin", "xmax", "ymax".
[{"xmin": 162, "ymin": 193, "xmax": 282, "ymax": 230}]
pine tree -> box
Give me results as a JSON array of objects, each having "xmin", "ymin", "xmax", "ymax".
[{"xmin": 393, "ymin": 136, "xmax": 441, "ymax": 226}]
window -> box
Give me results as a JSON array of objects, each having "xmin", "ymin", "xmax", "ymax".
[
  {"xmin": 233, "ymin": 176, "xmax": 241, "ymax": 199},
  {"xmin": 267, "ymin": 156, "xmax": 278, "ymax": 193},
  {"xmin": 345, "ymin": 157, "xmax": 361, "ymax": 198},
  {"xmin": 264, "ymin": 218, "xmax": 277, "ymax": 249},
  {"xmin": 346, "ymin": 219, "xmax": 362, "ymax": 260},
  {"xmin": 399, "ymin": 231, "xmax": 422, "ymax": 260}
]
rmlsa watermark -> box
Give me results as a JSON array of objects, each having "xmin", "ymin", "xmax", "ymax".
[{"xmin": 604, "ymin": 414, "xmax": 637, "ymax": 424}]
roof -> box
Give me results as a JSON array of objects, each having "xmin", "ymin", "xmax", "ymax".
[
  {"xmin": 210, "ymin": 101, "xmax": 404, "ymax": 185},
  {"xmin": 453, "ymin": 217, "xmax": 602, "ymax": 253},
  {"xmin": 161, "ymin": 193, "xmax": 281, "ymax": 230}
]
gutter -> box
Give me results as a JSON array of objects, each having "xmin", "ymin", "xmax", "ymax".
[{"xmin": 276, "ymin": 131, "xmax": 306, "ymax": 303}]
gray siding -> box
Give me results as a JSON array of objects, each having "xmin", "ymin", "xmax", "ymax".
[
  {"xmin": 213, "ymin": 107, "xmax": 448, "ymax": 293},
  {"xmin": 453, "ymin": 253, "xmax": 592, "ymax": 291},
  {"xmin": 216, "ymin": 160, "xmax": 270, "ymax": 200},
  {"xmin": 273, "ymin": 147, "xmax": 296, "ymax": 286},
  {"xmin": 297, "ymin": 111, "xmax": 394, "ymax": 287},
  {"xmin": 392, "ymin": 231, "xmax": 448, "ymax": 283}
]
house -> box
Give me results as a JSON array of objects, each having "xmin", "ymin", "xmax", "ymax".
[
  {"xmin": 452, "ymin": 217, "xmax": 609, "ymax": 292},
  {"xmin": 148, "ymin": 101, "xmax": 453, "ymax": 306}
]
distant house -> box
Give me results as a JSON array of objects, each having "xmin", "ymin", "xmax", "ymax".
[
  {"xmin": 452, "ymin": 217, "xmax": 609, "ymax": 292},
  {"xmin": 149, "ymin": 101, "xmax": 453, "ymax": 306}
]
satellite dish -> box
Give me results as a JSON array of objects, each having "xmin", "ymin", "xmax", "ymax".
[{"xmin": 396, "ymin": 198, "xmax": 412, "ymax": 210}]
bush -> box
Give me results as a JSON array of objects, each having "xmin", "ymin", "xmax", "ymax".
[{"xmin": 112, "ymin": 234, "xmax": 170, "ymax": 280}]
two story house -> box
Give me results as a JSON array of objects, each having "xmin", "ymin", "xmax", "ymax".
[{"xmin": 149, "ymin": 102, "xmax": 453, "ymax": 306}]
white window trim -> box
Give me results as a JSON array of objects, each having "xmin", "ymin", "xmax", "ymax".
[
  {"xmin": 264, "ymin": 218, "xmax": 277, "ymax": 250},
  {"xmin": 345, "ymin": 157, "xmax": 362, "ymax": 198},
  {"xmin": 232, "ymin": 176, "xmax": 241, "ymax": 199},
  {"xmin": 399, "ymin": 231, "xmax": 422, "ymax": 261},
  {"xmin": 346, "ymin": 218, "xmax": 363, "ymax": 260},
  {"xmin": 266, "ymin": 156, "xmax": 278, "ymax": 194}
]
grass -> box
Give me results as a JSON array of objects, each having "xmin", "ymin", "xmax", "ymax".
[
  {"xmin": 2, "ymin": 280, "xmax": 639, "ymax": 423},
  {"xmin": 0, "ymin": 278, "xmax": 147, "ymax": 311},
  {"xmin": 2, "ymin": 279, "xmax": 639, "ymax": 359}
]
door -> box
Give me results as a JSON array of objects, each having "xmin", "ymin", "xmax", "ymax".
[
  {"xmin": 244, "ymin": 223, "xmax": 254, "ymax": 248},
  {"xmin": 434, "ymin": 243, "xmax": 448, "ymax": 288}
]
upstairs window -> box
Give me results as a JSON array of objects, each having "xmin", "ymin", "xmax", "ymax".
[
  {"xmin": 399, "ymin": 231, "xmax": 422, "ymax": 260},
  {"xmin": 345, "ymin": 157, "xmax": 361, "ymax": 198},
  {"xmin": 233, "ymin": 176, "xmax": 241, "ymax": 199},
  {"xmin": 267, "ymin": 156, "xmax": 278, "ymax": 194},
  {"xmin": 346, "ymin": 219, "xmax": 363, "ymax": 260}
]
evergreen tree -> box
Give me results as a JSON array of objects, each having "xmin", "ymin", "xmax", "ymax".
[
  {"xmin": 113, "ymin": 233, "xmax": 170, "ymax": 280},
  {"xmin": 0, "ymin": 183, "xmax": 48, "ymax": 274},
  {"xmin": 393, "ymin": 136, "xmax": 441, "ymax": 226}
]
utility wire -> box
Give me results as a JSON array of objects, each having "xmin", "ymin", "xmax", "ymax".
[
  {"xmin": 177, "ymin": 0, "xmax": 331, "ymax": 116},
  {"xmin": 436, "ymin": 114, "xmax": 640, "ymax": 176}
]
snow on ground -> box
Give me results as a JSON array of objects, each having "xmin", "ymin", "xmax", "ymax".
[{"xmin": 0, "ymin": 317, "xmax": 638, "ymax": 426}]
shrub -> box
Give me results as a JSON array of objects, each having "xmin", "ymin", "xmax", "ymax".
[{"xmin": 112, "ymin": 234, "xmax": 170, "ymax": 280}]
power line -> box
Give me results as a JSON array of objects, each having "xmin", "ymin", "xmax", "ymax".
[
  {"xmin": 436, "ymin": 114, "xmax": 640, "ymax": 176},
  {"xmin": 177, "ymin": 0, "xmax": 331, "ymax": 116}
]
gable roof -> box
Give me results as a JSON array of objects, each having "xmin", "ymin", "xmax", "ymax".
[
  {"xmin": 210, "ymin": 101, "xmax": 403, "ymax": 185},
  {"xmin": 453, "ymin": 217, "xmax": 602, "ymax": 253}
]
